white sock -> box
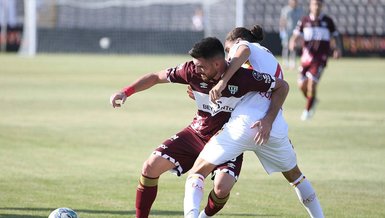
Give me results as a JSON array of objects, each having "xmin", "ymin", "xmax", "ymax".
[
  {"xmin": 291, "ymin": 175, "xmax": 324, "ymax": 218},
  {"xmin": 198, "ymin": 210, "xmax": 212, "ymax": 218},
  {"xmin": 184, "ymin": 174, "xmax": 205, "ymax": 217}
]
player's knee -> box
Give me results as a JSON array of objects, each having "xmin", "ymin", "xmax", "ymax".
[
  {"xmin": 141, "ymin": 160, "xmax": 153, "ymax": 176},
  {"xmin": 213, "ymin": 175, "xmax": 235, "ymax": 198},
  {"xmin": 213, "ymin": 185, "xmax": 231, "ymax": 199},
  {"xmin": 283, "ymin": 165, "xmax": 302, "ymax": 183},
  {"xmin": 141, "ymin": 158, "xmax": 160, "ymax": 177}
]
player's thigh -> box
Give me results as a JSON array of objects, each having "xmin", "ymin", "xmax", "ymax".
[
  {"xmin": 199, "ymin": 119, "xmax": 252, "ymax": 166},
  {"xmin": 142, "ymin": 154, "xmax": 178, "ymax": 177},
  {"xmin": 153, "ymin": 127, "xmax": 204, "ymax": 176},
  {"xmin": 255, "ymin": 136, "xmax": 297, "ymax": 174},
  {"xmin": 306, "ymin": 61, "xmax": 325, "ymax": 83},
  {"xmin": 190, "ymin": 157, "xmax": 217, "ymax": 178},
  {"xmin": 297, "ymin": 67, "xmax": 308, "ymax": 87}
]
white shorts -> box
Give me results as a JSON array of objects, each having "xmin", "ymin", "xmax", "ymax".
[{"xmin": 199, "ymin": 116, "xmax": 297, "ymax": 174}]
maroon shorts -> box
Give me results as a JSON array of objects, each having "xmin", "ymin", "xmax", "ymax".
[
  {"xmin": 300, "ymin": 51, "xmax": 328, "ymax": 82},
  {"xmin": 153, "ymin": 126, "xmax": 243, "ymax": 180}
]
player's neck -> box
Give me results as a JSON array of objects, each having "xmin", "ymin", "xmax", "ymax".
[
  {"xmin": 216, "ymin": 61, "xmax": 228, "ymax": 80},
  {"xmin": 310, "ymin": 12, "xmax": 321, "ymax": 20}
]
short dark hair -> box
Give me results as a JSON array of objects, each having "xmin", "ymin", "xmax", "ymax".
[{"xmin": 188, "ymin": 37, "xmax": 225, "ymax": 59}]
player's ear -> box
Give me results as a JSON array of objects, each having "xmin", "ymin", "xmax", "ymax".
[
  {"xmin": 213, "ymin": 57, "xmax": 224, "ymax": 71},
  {"xmin": 212, "ymin": 57, "xmax": 220, "ymax": 68}
]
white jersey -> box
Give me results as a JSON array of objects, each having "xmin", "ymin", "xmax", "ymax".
[
  {"xmin": 229, "ymin": 40, "xmax": 288, "ymax": 138},
  {"xmin": 198, "ymin": 41, "xmax": 295, "ymax": 172}
]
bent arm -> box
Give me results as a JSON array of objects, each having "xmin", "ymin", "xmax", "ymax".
[
  {"xmin": 251, "ymin": 78, "xmax": 289, "ymax": 144},
  {"xmin": 210, "ymin": 45, "xmax": 250, "ymax": 102},
  {"xmin": 222, "ymin": 45, "xmax": 251, "ymax": 84},
  {"xmin": 265, "ymin": 78, "xmax": 289, "ymax": 124}
]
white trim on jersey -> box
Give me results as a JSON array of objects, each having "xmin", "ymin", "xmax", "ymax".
[{"xmin": 303, "ymin": 26, "xmax": 331, "ymax": 41}]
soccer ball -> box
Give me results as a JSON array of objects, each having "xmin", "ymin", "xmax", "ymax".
[
  {"xmin": 48, "ymin": 208, "xmax": 78, "ymax": 218},
  {"xmin": 99, "ymin": 37, "xmax": 110, "ymax": 49}
]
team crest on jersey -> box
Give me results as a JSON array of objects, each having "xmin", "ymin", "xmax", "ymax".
[
  {"xmin": 200, "ymin": 82, "xmax": 208, "ymax": 89},
  {"xmin": 228, "ymin": 85, "xmax": 238, "ymax": 94}
]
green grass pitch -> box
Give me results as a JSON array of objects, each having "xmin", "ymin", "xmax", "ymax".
[{"xmin": 1, "ymin": 54, "xmax": 385, "ymax": 218}]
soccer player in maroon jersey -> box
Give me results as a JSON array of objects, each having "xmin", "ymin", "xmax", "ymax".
[
  {"xmin": 289, "ymin": 0, "xmax": 342, "ymax": 120},
  {"xmin": 110, "ymin": 37, "xmax": 289, "ymax": 218}
]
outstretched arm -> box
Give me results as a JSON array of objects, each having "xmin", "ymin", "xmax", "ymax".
[
  {"xmin": 110, "ymin": 69, "xmax": 169, "ymax": 108},
  {"xmin": 251, "ymin": 78, "xmax": 289, "ymax": 145},
  {"xmin": 209, "ymin": 45, "xmax": 250, "ymax": 102}
]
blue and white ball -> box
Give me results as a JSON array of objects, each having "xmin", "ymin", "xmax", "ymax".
[{"xmin": 49, "ymin": 208, "xmax": 78, "ymax": 218}]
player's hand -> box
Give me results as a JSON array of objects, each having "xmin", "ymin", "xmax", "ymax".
[
  {"xmin": 288, "ymin": 40, "xmax": 295, "ymax": 51},
  {"xmin": 250, "ymin": 118, "xmax": 272, "ymax": 145},
  {"xmin": 209, "ymin": 80, "xmax": 226, "ymax": 103},
  {"xmin": 110, "ymin": 92, "xmax": 127, "ymax": 108},
  {"xmin": 333, "ymin": 49, "xmax": 341, "ymax": 59},
  {"xmin": 187, "ymin": 85, "xmax": 195, "ymax": 100}
]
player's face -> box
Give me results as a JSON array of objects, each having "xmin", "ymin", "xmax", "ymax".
[
  {"xmin": 310, "ymin": 0, "xmax": 322, "ymax": 16},
  {"xmin": 289, "ymin": 0, "xmax": 298, "ymax": 8},
  {"xmin": 224, "ymin": 40, "xmax": 235, "ymax": 54},
  {"xmin": 224, "ymin": 40, "xmax": 235, "ymax": 61},
  {"xmin": 192, "ymin": 57, "xmax": 219, "ymax": 82}
]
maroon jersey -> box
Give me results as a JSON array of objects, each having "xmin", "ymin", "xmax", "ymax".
[
  {"xmin": 294, "ymin": 13, "xmax": 338, "ymax": 66},
  {"xmin": 167, "ymin": 61, "xmax": 275, "ymax": 141}
]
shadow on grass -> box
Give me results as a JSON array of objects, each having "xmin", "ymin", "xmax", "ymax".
[{"xmin": 0, "ymin": 207, "xmax": 278, "ymax": 217}]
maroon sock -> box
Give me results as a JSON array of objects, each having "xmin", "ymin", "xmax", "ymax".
[
  {"xmin": 135, "ymin": 175, "xmax": 158, "ymax": 218},
  {"xmin": 204, "ymin": 190, "xmax": 229, "ymax": 216},
  {"xmin": 306, "ymin": 96, "xmax": 315, "ymax": 111}
]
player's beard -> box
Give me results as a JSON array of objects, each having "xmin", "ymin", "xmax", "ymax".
[{"xmin": 200, "ymin": 71, "xmax": 217, "ymax": 82}]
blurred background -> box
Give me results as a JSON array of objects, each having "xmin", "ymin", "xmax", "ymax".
[{"xmin": 1, "ymin": 0, "xmax": 384, "ymax": 57}]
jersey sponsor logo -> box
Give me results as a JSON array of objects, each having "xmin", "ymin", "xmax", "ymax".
[
  {"xmin": 202, "ymin": 103, "xmax": 235, "ymax": 115},
  {"xmin": 303, "ymin": 27, "xmax": 331, "ymax": 41},
  {"xmin": 200, "ymin": 82, "xmax": 208, "ymax": 89},
  {"xmin": 227, "ymin": 85, "xmax": 238, "ymax": 94},
  {"xmin": 194, "ymin": 91, "xmax": 242, "ymax": 116}
]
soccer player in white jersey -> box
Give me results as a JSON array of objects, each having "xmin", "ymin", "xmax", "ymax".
[
  {"xmin": 289, "ymin": 0, "xmax": 342, "ymax": 120},
  {"xmin": 184, "ymin": 26, "xmax": 324, "ymax": 218}
]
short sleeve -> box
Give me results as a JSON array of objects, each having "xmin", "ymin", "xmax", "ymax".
[{"xmin": 166, "ymin": 61, "xmax": 194, "ymax": 84}]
